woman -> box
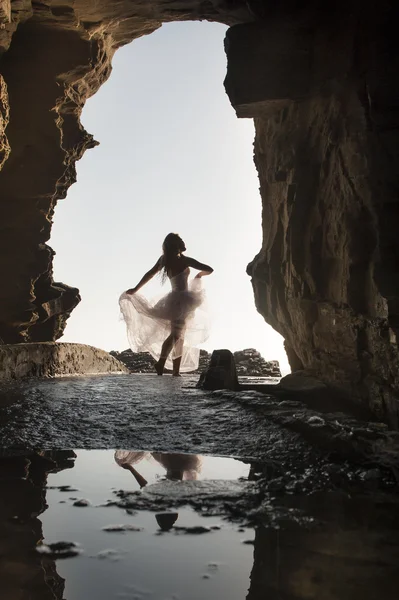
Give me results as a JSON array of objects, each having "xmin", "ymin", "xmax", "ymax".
[
  {"xmin": 114, "ymin": 450, "xmax": 202, "ymax": 484},
  {"xmin": 119, "ymin": 233, "xmax": 213, "ymax": 376}
]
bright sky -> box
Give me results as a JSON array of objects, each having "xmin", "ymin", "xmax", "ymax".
[{"xmin": 50, "ymin": 21, "xmax": 289, "ymax": 373}]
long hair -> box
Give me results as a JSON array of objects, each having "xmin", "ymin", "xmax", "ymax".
[{"xmin": 160, "ymin": 233, "xmax": 184, "ymax": 283}]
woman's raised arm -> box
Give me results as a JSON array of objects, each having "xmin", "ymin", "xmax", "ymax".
[
  {"xmin": 185, "ymin": 256, "xmax": 214, "ymax": 278},
  {"xmin": 126, "ymin": 258, "xmax": 162, "ymax": 294}
]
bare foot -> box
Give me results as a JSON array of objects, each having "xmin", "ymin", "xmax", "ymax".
[
  {"xmin": 154, "ymin": 361, "xmax": 164, "ymax": 376},
  {"xmin": 172, "ymin": 373, "xmax": 182, "ymax": 377}
]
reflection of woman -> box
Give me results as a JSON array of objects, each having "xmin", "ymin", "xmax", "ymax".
[
  {"xmin": 151, "ymin": 453, "xmax": 202, "ymax": 481},
  {"xmin": 119, "ymin": 233, "xmax": 213, "ymax": 376},
  {"xmin": 114, "ymin": 451, "xmax": 202, "ymax": 486},
  {"xmin": 114, "ymin": 451, "xmax": 149, "ymax": 488}
]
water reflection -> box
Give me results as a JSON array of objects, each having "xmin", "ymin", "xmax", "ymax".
[
  {"xmin": 1, "ymin": 450, "xmax": 399, "ymax": 600},
  {"xmin": 114, "ymin": 450, "xmax": 202, "ymax": 485},
  {"xmin": 115, "ymin": 451, "xmax": 204, "ymax": 531},
  {"xmin": 0, "ymin": 450, "xmax": 76, "ymax": 600},
  {"xmin": 247, "ymin": 494, "xmax": 399, "ymax": 599}
]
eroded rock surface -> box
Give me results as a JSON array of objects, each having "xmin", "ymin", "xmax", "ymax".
[
  {"xmin": 1, "ymin": 1, "xmax": 399, "ymax": 426},
  {"xmin": 0, "ymin": 450, "xmax": 74, "ymax": 600},
  {"xmin": 0, "ymin": 342, "xmax": 128, "ymax": 379},
  {"xmin": 0, "ymin": 1, "xmax": 252, "ymax": 345},
  {"xmin": 224, "ymin": 8, "xmax": 399, "ymax": 425},
  {"xmin": 197, "ymin": 349, "xmax": 239, "ymax": 391}
]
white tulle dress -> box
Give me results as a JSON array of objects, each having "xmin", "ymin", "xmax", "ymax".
[{"xmin": 119, "ymin": 268, "xmax": 209, "ymax": 372}]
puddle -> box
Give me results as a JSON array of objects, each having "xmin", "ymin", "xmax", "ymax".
[
  {"xmin": 1, "ymin": 450, "xmax": 399, "ymax": 600},
  {"xmin": 41, "ymin": 451, "xmax": 253, "ymax": 600}
]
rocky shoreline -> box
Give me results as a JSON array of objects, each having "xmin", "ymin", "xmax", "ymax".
[
  {"xmin": 110, "ymin": 347, "xmax": 281, "ymax": 378},
  {"xmin": 0, "ymin": 343, "xmax": 129, "ymax": 380}
]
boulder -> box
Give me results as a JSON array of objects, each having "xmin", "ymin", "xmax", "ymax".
[
  {"xmin": 278, "ymin": 372, "xmax": 327, "ymax": 393},
  {"xmin": 197, "ymin": 349, "xmax": 239, "ymax": 391}
]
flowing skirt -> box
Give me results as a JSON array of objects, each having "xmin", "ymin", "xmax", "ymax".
[{"xmin": 119, "ymin": 278, "xmax": 209, "ymax": 372}]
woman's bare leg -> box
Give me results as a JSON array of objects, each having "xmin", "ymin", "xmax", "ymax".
[
  {"xmin": 155, "ymin": 320, "xmax": 184, "ymax": 376},
  {"xmin": 155, "ymin": 334, "xmax": 174, "ymax": 375},
  {"xmin": 172, "ymin": 356, "xmax": 182, "ymax": 376},
  {"xmin": 172, "ymin": 331, "xmax": 184, "ymax": 376}
]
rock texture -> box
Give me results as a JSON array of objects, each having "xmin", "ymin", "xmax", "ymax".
[
  {"xmin": 197, "ymin": 349, "xmax": 239, "ymax": 390},
  {"xmin": 233, "ymin": 348, "xmax": 281, "ymax": 377},
  {"xmin": 0, "ymin": 450, "xmax": 75, "ymax": 600},
  {"xmin": 224, "ymin": 6, "xmax": 399, "ymax": 426},
  {"xmin": 1, "ymin": 1, "xmax": 399, "ymax": 425},
  {"xmin": 0, "ymin": 342, "xmax": 128, "ymax": 379},
  {"xmin": 110, "ymin": 347, "xmax": 281, "ymax": 377},
  {"xmin": 0, "ymin": 1, "xmax": 252, "ymax": 345}
]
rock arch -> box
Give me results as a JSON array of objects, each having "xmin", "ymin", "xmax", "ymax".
[{"xmin": 1, "ymin": 1, "xmax": 399, "ymax": 424}]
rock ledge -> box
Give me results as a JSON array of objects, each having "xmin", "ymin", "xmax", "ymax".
[{"xmin": 0, "ymin": 342, "xmax": 128, "ymax": 379}]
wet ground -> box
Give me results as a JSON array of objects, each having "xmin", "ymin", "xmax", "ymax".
[{"xmin": 1, "ymin": 374, "xmax": 399, "ymax": 599}]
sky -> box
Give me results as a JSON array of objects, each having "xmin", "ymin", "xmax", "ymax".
[{"xmin": 50, "ymin": 21, "xmax": 289, "ymax": 373}]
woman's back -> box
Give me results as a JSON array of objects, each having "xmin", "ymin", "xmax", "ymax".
[
  {"xmin": 163, "ymin": 255, "xmax": 189, "ymax": 279},
  {"xmin": 170, "ymin": 267, "xmax": 190, "ymax": 291}
]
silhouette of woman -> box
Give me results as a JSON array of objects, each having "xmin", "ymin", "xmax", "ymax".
[
  {"xmin": 114, "ymin": 451, "xmax": 203, "ymax": 531},
  {"xmin": 119, "ymin": 233, "xmax": 213, "ymax": 376},
  {"xmin": 151, "ymin": 452, "xmax": 202, "ymax": 481},
  {"xmin": 114, "ymin": 451, "xmax": 202, "ymax": 486}
]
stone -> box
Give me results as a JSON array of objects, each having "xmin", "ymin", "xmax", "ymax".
[
  {"xmin": 278, "ymin": 372, "xmax": 327, "ymax": 394},
  {"xmin": 36, "ymin": 541, "xmax": 82, "ymax": 558},
  {"xmin": 155, "ymin": 512, "xmax": 179, "ymax": 531},
  {"xmin": 1, "ymin": 1, "xmax": 399, "ymax": 427},
  {"xmin": 0, "ymin": 342, "xmax": 129, "ymax": 379},
  {"xmin": 101, "ymin": 524, "xmax": 143, "ymax": 532},
  {"xmin": 73, "ymin": 499, "xmax": 91, "ymax": 507},
  {"xmin": 174, "ymin": 525, "xmax": 212, "ymax": 534},
  {"xmin": 197, "ymin": 349, "xmax": 239, "ymax": 391}
]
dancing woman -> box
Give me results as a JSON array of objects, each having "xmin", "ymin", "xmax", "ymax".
[{"xmin": 119, "ymin": 233, "xmax": 213, "ymax": 376}]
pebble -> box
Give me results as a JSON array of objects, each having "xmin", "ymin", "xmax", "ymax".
[
  {"xmin": 155, "ymin": 512, "xmax": 179, "ymax": 531},
  {"xmin": 174, "ymin": 526, "xmax": 212, "ymax": 534},
  {"xmin": 73, "ymin": 499, "xmax": 91, "ymax": 507},
  {"xmin": 36, "ymin": 541, "xmax": 82, "ymax": 558},
  {"xmin": 52, "ymin": 485, "xmax": 79, "ymax": 492},
  {"xmin": 102, "ymin": 524, "xmax": 143, "ymax": 532}
]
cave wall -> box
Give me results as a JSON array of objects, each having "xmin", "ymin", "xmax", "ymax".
[
  {"xmin": 224, "ymin": 2, "xmax": 399, "ymax": 425},
  {"xmin": 1, "ymin": 1, "xmax": 399, "ymax": 423},
  {"xmin": 0, "ymin": 451, "xmax": 75, "ymax": 599},
  {"xmin": 0, "ymin": 0, "xmax": 251, "ymax": 343}
]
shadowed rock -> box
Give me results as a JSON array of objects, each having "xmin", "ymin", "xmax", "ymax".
[
  {"xmin": 0, "ymin": 342, "xmax": 129, "ymax": 379},
  {"xmin": 197, "ymin": 349, "xmax": 239, "ymax": 391},
  {"xmin": 1, "ymin": 1, "xmax": 399, "ymax": 426},
  {"xmin": 155, "ymin": 512, "xmax": 179, "ymax": 531}
]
